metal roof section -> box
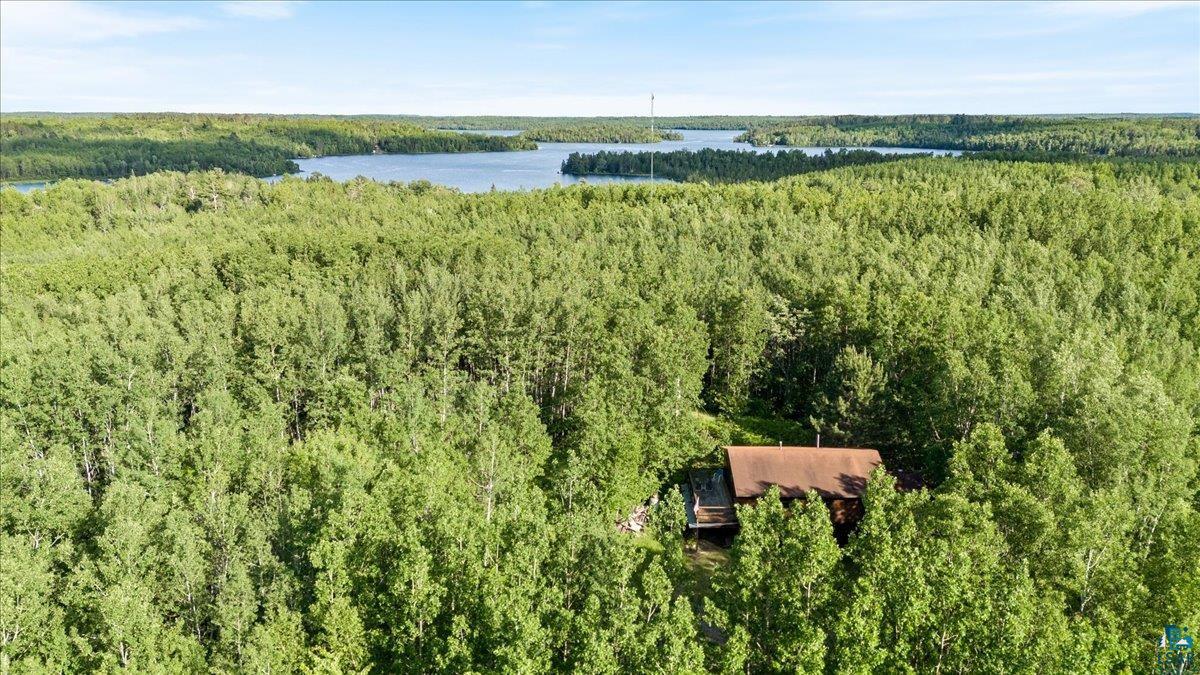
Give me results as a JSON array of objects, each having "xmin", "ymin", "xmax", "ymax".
[{"xmin": 723, "ymin": 446, "xmax": 882, "ymax": 500}]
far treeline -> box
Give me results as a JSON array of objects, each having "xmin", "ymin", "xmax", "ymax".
[
  {"xmin": 562, "ymin": 148, "xmax": 926, "ymax": 182},
  {"xmin": 407, "ymin": 115, "xmax": 812, "ymax": 130},
  {"xmin": 5, "ymin": 113, "xmax": 1198, "ymax": 183},
  {"xmin": 0, "ymin": 114, "xmax": 536, "ymax": 182},
  {"xmin": 520, "ymin": 124, "xmax": 683, "ymax": 143},
  {"xmin": 737, "ymin": 114, "xmax": 1200, "ymax": 156},
  {"xmin": 390, "ymin": 112, "xmax": 1196, "ymax": 132}
]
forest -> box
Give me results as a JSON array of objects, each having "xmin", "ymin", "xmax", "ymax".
[
  {"xmin": 403, "ymin": 115, "xmax": 814, "ymax": 131},
  {"xmin": 519, "ymin": 125, "xmax": 684, "ymax": 143},
  {"xmin": 7, "ymin": 114, "xmax": 1199, "ymax": 184},
  {"xmin": 0, "ymin": 115, "xmax": 536, "ymax": 182},
  {"xmin": 402, "ymin": 113, "xmax": 1196, "ymax": 132},
  {"xmin": 3, "ymin": 156, "xmax": 1197, "ymax": 672},
  {"xmin": 561, "ymin": 148, "xmax": 922, "ymax": 182},
  {"xmin": 737, "ymin": 114, "xmax": 1200, "ymax": 156}
]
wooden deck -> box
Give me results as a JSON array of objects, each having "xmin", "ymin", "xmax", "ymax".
[{"xmin": 683, "ymin": 468, "xmax": 737, "ymax": 529}]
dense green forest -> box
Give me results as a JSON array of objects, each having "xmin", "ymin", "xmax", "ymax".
[
  {"xmin": 737, "ymin": 114, "xmax": 1200, "ymax": 156},
  {"xmin": 399, "ymin": 113, "xmax": 1196, "ymax": 132},
  {"xmin": 520, "ymin": 125, "xmax": 684, "ymax": 143},
  {"xmin": 3, "ymin": 157, "xmax": 1197, "ymax": 672},
  {"xmin": 8, "ymin": 114, "xmax": 1198, "ymax": 183},
  {"xmin": 0, "ymin": 115, "xmax": 536, "ymax": 182},
  {"xmin": 410, "ymin": 115, "xmax": 802, "ymax": 131},
  {"xmin": 562, "ymin": 148, "xmax": 923, "ymax": 182}
]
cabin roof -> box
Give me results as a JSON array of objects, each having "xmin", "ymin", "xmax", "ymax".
[{"xmin": 724, "ymin": 445, "xmax": 882, "ymax": 500}]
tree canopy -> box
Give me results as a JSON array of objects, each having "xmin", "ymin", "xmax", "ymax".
[
  {"xmin": 520, "ymin": 125, "xmax": 684, "ymax": 143},
  {"xmin": 0, "ymin": 114, "xmax": 536, "ymax": 182},
  {"xmin": 738, "ymin": 114, "xmax": 1200, "ymax": 157},
  {"xmin": 562, "ymin": 148, "xmax": 924, "ymax": 182},
  {"xmin": 2, "ymin": 156, "xmax": 1198, "ymax": 671}
]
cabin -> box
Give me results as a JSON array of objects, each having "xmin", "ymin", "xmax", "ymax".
[{"xmin": 682, "ymin": 445, "xmax": 884, "ymax": 532}]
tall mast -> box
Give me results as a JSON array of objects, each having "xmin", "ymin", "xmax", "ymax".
[{"xmin": 650, "ymin": 92, "xmax": 655, "ymax": 185}]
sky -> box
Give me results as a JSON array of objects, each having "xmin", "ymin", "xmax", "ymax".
[{"xmin": 1, "ymin": 0, "xmax": 1198, "ymax": 115}]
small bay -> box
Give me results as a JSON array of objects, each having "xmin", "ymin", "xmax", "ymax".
[
  {"xmin": 6, "ymin": 130, "xmax": 958, "ymax": 194},
  {"xmin": 267, "ymin": 129, "xmax": 957, "ymax": 192}
]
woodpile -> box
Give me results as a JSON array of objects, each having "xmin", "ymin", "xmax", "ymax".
[{"xmin": 616, "ymin": 495, "xmax": 659, "ymax": 533}]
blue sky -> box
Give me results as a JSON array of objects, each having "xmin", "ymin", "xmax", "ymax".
[{"xmin": 1, "ymin": 1, "xmax": 1197, "ymax": 115}]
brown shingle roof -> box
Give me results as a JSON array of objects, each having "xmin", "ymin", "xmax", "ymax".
[{"xmin": 724, "ymin": 446, "xmax": 882, "ymax": 500}]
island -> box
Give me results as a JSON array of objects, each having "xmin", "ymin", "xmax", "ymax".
[{"xmin": 562, "ymin": 147, "xmax": 924, "ymax": 183}]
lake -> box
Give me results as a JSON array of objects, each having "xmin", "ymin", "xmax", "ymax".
[
  {"xmin": 271, "ymin": 130, "xmax": 957, "ymax": 192},
  {"xmin": 5, "ymin": 130, "xmax": 958, "ymax": 194}
]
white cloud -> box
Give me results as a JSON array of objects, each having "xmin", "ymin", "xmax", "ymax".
[
  {"xmin": 975, "ymin": 67, "xmax": 1172, "ymax": 84},
  {"xmin": 218, "ymin": 1, "xmax": 302, "ymax": 20},
  {"xmin": 776, "ymin": 0, "xmax": 1196, "ymax": 27},
  {"xmin": 0, "ymin": 1, "xmax": 203, "ymax": 44},
  {"xmin": 1035, "ymin": 1, "xmax": 1198, "ymax": 18},
  {"xmin": 1, "ymin": 1, "xmax": 1195, "ymax": 115},
  {"xmin": 829, "ymin": 1, "xmax": 981, "ymax": 21}
]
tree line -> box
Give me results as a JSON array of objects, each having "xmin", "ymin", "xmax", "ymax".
[
  {"xmin": 737, "ymin": 114, "xmax": 1200, "ymax": 157},
  {"xmin": 401, "ymin": 115, "xmax": 817, "ymax": 131},
  {"xmin": 7, "ymin": 113, "xmax": 1196, "ymax": 183},
  {"xmin": 391, "ymin": 113, "xmax": 1197, "ymax": 132},
  {"xmin": 2, "ymin": 157, "xmax": 1197, "ymax": 671},
  {"xmin": 520, "ymin": 125, "xmax": 684, "ymax": 143},
  {"xmin": 0, "ymin": 114, "xmax": 536, "ymax": 182},
  {"xmin": 561, "ymin": 148, "xmax": 924, "ymax": 182}
]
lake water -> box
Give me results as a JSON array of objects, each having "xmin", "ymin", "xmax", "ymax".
[
  {"xmin": 272, "ymin": 130, "xmax": 957, "ymax": 192},
  {"xmin": 5, "ymin": 130, "xmax": 958, "ymax": 194},
  {"xmin": 5, "ymin": 179, "xmax": 67, "ymax": 193}
]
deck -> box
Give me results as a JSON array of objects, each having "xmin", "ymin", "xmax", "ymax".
[{"xmin": 683, "ymin": 468, "xmax": 738, "ymax": 529}]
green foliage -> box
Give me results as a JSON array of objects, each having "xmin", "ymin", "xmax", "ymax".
[
  {"xmin": 521, "ymin": 125, "xmax": 683, "ymax": 143},
  {"xmin": 738, "ymin": 114, "xmax": 1200, "ymax": 156},
  {"xmin": 392, "ymin": 113, "xmax": 1198, "ymax": 134},
  {"xmin": 563, "ymin": 147, "xmax": 921, "ymax": 182},
  {"xmin": 708, "ymin": 488, "xmax": 842, "ymax": 673},
  {"xmin": 826, "ymin": 471, "xmax": 1071, "ymax": 673},
  {"xmin": 395, "ymin": 114, "xmax": 817, "ymax": 131},
  {"xmin": 2, "ymin": 156, "xmax": 1198, "ymax": 671},
  {"xmin": 697, "ymin": 413, "xmax": 816, "ymax": 448},
  {"xmin": 0, "ymin": 114, "xmax": 536, "ymax": 182}
]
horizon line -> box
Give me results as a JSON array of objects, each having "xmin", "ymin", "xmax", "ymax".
[{"xmin": 4, "ymin": 110, "xmax": 1199, "ymax": 117}]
